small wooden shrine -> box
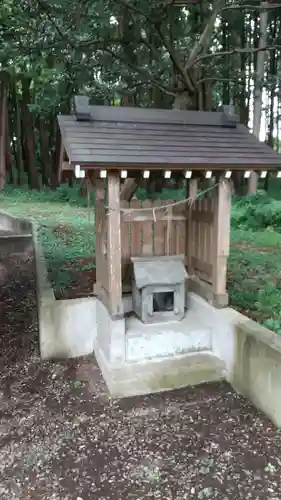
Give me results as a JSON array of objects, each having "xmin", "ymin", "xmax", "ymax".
[{"xmin": 58, "ymin": 96, "xmax": 281, "ymax": 322}]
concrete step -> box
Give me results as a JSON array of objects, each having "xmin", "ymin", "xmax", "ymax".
[{"xmin": 105, "ymin": 352, "xmax": 225, "ymax": 398}]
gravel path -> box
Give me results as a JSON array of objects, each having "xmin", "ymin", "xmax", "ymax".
[{"xmin": 1, "ymin": 251, "xmax": 281, "ymax": 499}]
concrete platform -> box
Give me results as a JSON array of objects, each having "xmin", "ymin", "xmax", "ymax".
[
  {"xmin": 125, "ymin": 310, "xmax": 212, "ymax": 362},
  {"xmin": 5, "ymin": 211, "xmax": 281, "ymax": 427},
  {"xmin": 95, "ymin": 347, "xmax": 225, "ymax": 398},
  {"xmin": 92, "ymin": 295, "xmax": 225, "ymax": 398}
]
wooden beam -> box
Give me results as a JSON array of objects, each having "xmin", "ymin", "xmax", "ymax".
[
  {"xmin": 107, "ymin": 171, "xmax": 123, "ymax": 318},
  {"xmin": 212, "ymin": 178, "xmax": 231, "ymax": 306},
  {"xmin": 121, "ymin": 212, "xmax": 186, "ymax": 222},
  {"xmin": 70, "ymin": 163, "xmax": 278, "ymax": 171},
  {"xmin": 61, "ymin": 161, "xmax": 73, "ymax": 172}
]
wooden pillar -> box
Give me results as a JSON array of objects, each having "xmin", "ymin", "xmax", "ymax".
[
  {"xmin": 94, "ymin": 178, "xmax": 106, "ymax": 291},
  {"xmin": 212, "ymin": 178, "xmax": 231, "ymax": 307},
  {"xmin": 57, "ymin": 143, "xmax": 64, "ymax": 184},
  {"xmin": 187, "ymin": 178, "xmax": 198, "ymax": 274},
  {"xmin": 107, "ymin": 171, "xmax": 123, "ymax": 318}
]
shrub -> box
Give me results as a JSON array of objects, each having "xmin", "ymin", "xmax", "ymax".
[{"xmin": 232, "ymin": 192, "xmax": 281, "ymax": 231}]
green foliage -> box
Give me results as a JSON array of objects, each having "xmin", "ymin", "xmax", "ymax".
[
  {"xmin": 2, "ymin": 182, "xmax": 94, "ymax": 207},
  {"xmin": 38, "ymin": 219, "xmax": 95, "ymax": 297},
  {"xmin": 230, "ymin": 193, "xmax": 281, "ymax": 333},
  {"xmin": 228, "ymin": 237, "xmax": 281, "ymax": 331},
  {"xmin": 1, "ymin": 0, "xmax": 196, "ymax": 113},
  {"xmin": 232, "ymin": 192, "xmax": 281, "ymax": 231}
]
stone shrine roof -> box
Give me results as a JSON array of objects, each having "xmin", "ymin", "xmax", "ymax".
[{"xmin": 131, "ymin": 255, "xmax": 187, "ymax": 289}]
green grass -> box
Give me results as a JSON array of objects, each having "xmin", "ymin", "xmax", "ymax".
[
  {"xmin": 229, "ymin": 229, "xmax": 281, "ymax": 333},
  {"xmin": 0, "ymin": 186, "xmax": 96, "ymax": 294},
  {"xmin": 1, "ymin": 184, "xmax": 281, "ymax": 333}
]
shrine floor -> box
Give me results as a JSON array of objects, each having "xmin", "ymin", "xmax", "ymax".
[{"xmin": 1, "ymin": 252, "xmax": 281, "ymax": 500}]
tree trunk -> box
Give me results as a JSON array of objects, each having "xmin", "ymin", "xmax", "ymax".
[
  {"xmin": 11, "ymin": 79, "xmax": 25, "ymax": 184},
  {"xmin": 52, "ymin": 121, "xmax": 64, "ymax": 187},
  {"xmin": 248, "ymin": 2, "xmax": 268, "ymax": 194},
  {"xmin": 265, "ymin": 20, "xmax": 277, "ymax": 191},
  {"xmin": 187, "ymin": 0, "xmax": 226, "ymax": 68},
  {"xmin": 172, "ymin": 0, "xmax": 226, "ymax": 110},
  {"xmin": 21, "ymin": 78, "xmax": 40, "ymax": 189},
  {"xmin": 120, "ymin": 178, "xmax": 139, "ymax": 201},
  {"xmin": 0, "ymin": 75, "xmax": 8, "ymax": 191},
  {"xmin": 222, "ymin": 17, "xmax": 230, "ymax": 105},
  {"xmin": 5, "ymin": 111, "xmax": 13, "ymax": 184},
  {"xmin": 173, "ymin": 92, "xmax": 196, "ymax": 110},
  {"xmin": 239, "ymin": 17, "xmax": 249, "ymax": 125},
  {"xmin": 38, "ymin": 116, "xmax": 53, "ymax": 187},
  {"xmin": 49, "ymin": 114, "xmax": 60, "ymax": 188},
  {"xmin": 277, "ymin": 87, "xmax": 281, "ymax": 154},
  {"xmin": 119, "ymin": 6, "xmax": 138, "ymax": 107}
]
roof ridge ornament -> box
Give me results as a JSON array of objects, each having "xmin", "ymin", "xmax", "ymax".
[{"xmin": 74, "ymin": 95, "xmax": 91, "ymax": 121}]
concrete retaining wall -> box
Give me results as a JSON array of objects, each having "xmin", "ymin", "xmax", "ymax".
[
  {"xmin": 213, "ymin": 307, "xmax": 281, "ymax": 428},
  {"xmin": 0, "ymin": 211, "xmax": 96, "ymax": 359},
  {"xmin": 0, "ymin": 212, "xmax": 33, "ymax": 254},
  {"xmin": 233, "ymin": 322, "xmax": 281, "ymax": 427},
  {"xmin": 3, "ymin": 211, "xmax": 281, "ymax": 426},
  {"xmin": 0, "ymin": 212, "xmax": 32, "ymax": 234},
  {"xmin": 31, "ymin": 219, "xmax": 97, "ymax": 359}
]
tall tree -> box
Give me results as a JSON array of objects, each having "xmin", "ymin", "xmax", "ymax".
[
  {"xmin": 0, "ymin": 72, "xmax": 8, "ymax": 190},
  {"xmin": 249, "ymin": 1, "xmax": 269, "ymax": 194},
  {"xmin": 1, "ymin": 0, "xmax": 281, "ymax": 189}
]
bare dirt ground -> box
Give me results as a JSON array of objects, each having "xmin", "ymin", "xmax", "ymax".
[
  {"xmin": 54, "ymin": 258, "xmax": 96, "ymax": 300},
  {"xmin": 2, "ymin": 253, "xmax": 281, "ymax": 499}
]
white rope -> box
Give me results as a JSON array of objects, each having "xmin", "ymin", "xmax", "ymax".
[{"xmin": 105, "ymin": 180, "xmax": 225, "ymax": 219}]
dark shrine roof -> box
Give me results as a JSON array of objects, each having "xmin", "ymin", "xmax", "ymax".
[{"xmin": 57, "ymin": 98, "xmax": 281, "ymax": 170}]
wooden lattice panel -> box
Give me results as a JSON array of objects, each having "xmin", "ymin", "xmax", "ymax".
[
  {"xmin": 120, "ymin": 199, "xmax": 187, "ymax": 267},
  {"xmin": 189, "ymin": 196, "xmax": 214, "ymax": 284}
]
